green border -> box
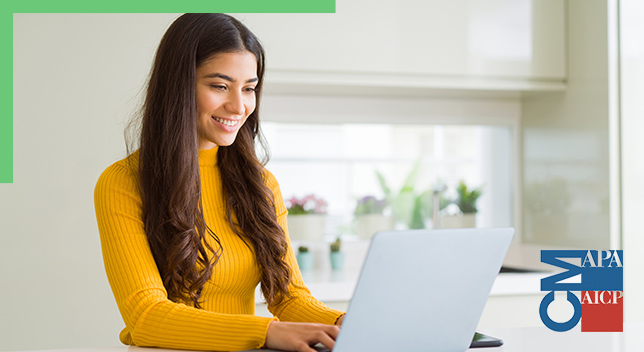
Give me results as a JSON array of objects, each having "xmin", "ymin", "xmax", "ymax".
[{"xmin": 3, "ymin": 0, "xmax": 335, "ymax": 184}]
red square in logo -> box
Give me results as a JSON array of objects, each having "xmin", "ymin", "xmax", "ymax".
[{"xmin": 581, "ymin": 291, "xmax": 623, "ymax": 332}]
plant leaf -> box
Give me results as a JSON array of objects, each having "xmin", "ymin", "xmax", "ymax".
[
  {"xmin": 400, "ymin": 160, "xmax": 421, "ymax": 193},
  {"xmin": 376, "ymin": 171, "xmax": 391, "ymax": 199}
]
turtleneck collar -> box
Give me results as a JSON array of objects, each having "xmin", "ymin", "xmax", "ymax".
[{"xmin": 198, "ymin": 146, "xmax": 219, "ymax": 166}]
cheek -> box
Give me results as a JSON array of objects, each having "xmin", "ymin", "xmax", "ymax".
[
  {"xmin": 196, "ymin": 89, "xmax": 219, "ymax": 114},
  {"xmin": 195, "ymin": 90, "xmax": 207, "ymax": 113},
  {"xmin": 245, "ymin": 97, "xmax": 257, "ymax": 115}
]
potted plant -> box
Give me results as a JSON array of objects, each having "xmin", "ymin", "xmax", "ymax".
[
  {"xmin": 354, "ymin": 195, "xmax": 394, "ymax": 239},
  {"xmin": 329, "ymin": 238, "xmax": 344, "ymax": 271},
  {"xmin": 296, "ymin": 246, "xmax": 314, "ymax": 271},
  {"xmin": 285, "ymin": 194, "xmax": 328, "ymax": 240},
  {"xmin": 441, "ymin": 181, "xmax": 482, "ymax": 229},
  {"xmin": 376, "ymin": 162, "xmax": 435, "ymax": 229}
]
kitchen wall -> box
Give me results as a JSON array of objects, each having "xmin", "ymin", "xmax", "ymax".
[
  {"xmin": 8, "ymin": 13, "xmax": 179, "ymax": 351},
  {"xmin": 521, "ymin": 0, "xmax": 611, "ymax": 249},
  {"xmin": 620, "ymin": 0, "xmax": 644, "ymax": 323}
]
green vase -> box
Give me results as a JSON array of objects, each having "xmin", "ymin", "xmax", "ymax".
[
  {"xmin": 330, "ymin": 252, "xmax": 345, "ymax": 271},
  {"xmin": 296, "ymin": 252, "xmax": 314, "ymax": 271}
]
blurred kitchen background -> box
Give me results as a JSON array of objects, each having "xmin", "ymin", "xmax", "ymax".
[{"xmin": 5, "ymin": 0, "xmax": 644, "ymax": 350}]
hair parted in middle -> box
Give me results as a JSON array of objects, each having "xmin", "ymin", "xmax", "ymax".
[{"xmin": 135, "ymin": 13, "xmax": 291, "ymax": 308}]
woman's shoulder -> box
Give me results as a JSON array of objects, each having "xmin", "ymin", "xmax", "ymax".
[
  {"xmin": 95, "ymin": 151, "xmax": 140, "ymax": 196},
  {"xmin": 261, "ymin": 167, "xmax": 281, "ymax": 191},
  {"xmin": 261, "ymin": 167, "xmax": 288, "ymax": 215}
]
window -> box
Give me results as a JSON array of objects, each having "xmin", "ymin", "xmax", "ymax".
[{"xmin": 263, "ymin": 122, "xmax": 513, "ymax": 239}]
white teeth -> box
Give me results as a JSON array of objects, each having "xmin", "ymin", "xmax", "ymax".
[{"xmin": 214, "ymin": 117, "xmax": 238, "ymax": 127}]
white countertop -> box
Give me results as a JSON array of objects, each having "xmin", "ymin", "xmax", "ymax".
[
  {"xmin": 476, "ymin": 321, "xmax": 644, "ymax": 352},
  {"xmin": 13, "ymin": 322, "xmax": 644, "ymax": 352}
]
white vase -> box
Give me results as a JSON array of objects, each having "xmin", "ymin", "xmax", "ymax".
[
  {"xmin": 355, "ymin": 214, "xmax": 395, "ymax": 239},
  {"xmin": 439, "ymin": 213, "xmax": 476, "ymax": 229},
  {"xmin": 287, "ymin": 214, "xmax": 326, "ymax": 241}
]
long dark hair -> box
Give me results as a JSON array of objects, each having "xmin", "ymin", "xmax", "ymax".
[{"xmin": 135, "ymin": 13, "xmax": 291, "ymax": 308}]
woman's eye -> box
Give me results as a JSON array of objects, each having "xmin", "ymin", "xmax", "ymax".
[
  {"xmin": 244, "ymin": 87, "xmax": 257, "ymax": 92},
  {"xmin": 210, "ymin": 85, "xmax": 226, "ymax": 90}
]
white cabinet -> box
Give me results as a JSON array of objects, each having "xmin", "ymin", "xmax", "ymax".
[{"xmin": 235, "ymin": 0, "xmax": 565, "ymax": 89}]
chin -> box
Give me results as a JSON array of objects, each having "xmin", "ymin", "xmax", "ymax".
[{"xmin": 214, "ymin": 135, "xmax": 239, "ymax": 147}]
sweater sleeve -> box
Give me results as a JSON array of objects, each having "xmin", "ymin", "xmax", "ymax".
[
  {"xmin": 94, "ymin": 161, "xmax": 275, "ymax": 351},
  {"xmin": 262, "ymin": 171, "xmax": 346, "ymax": 325}
]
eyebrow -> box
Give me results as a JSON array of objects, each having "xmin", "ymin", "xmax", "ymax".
[{"xmin": 203, "ymin": 73, "xmax": 258, "ymax": 83}]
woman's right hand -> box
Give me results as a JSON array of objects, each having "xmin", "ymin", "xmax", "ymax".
[{"xmin": 265, "ymin": 321, "xmax": 340, "ymax": 352}]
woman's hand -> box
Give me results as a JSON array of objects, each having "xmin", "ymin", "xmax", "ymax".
[
  {"xmin": 335, "ymin": 315, "xmax": 345, "ymax": 326},
  {"xmin": 265, "ymin": 321, "xmax": 340, "ymax": 352}
]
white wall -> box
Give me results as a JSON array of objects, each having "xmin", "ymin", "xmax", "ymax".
[
  {"xmin": 6, "ymin": 14, "xmax": 180, "ymax": 351},
  {"xmin": 620, "ymin": 0, "xmax": 644, "ymax": 322},
  {"xmin": 520, "ymin": 0, "xmax": 611, "ymax": 249}
]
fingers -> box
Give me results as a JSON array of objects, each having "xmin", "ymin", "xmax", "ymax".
[
  {"xmin": 293, "ymin": 341, "xmax": 317, "ymax": 352},
  {"xmin": 315, "ymin": 331, "xmax": 336, "ymax": 351},
  {"xmin": 322, "ymin": 324, "xmax": 340, "ymax": 341},
  {"xmin": 265, "ymin": 321, "xmax": 341, "ymax": 352},
  {"xmin": 307, "ymin": 325, "xmax": 338, "ymax": 351}
]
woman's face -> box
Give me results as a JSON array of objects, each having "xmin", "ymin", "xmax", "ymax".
[{"xmin": 195, "ymin": 51, "xmax": 258, "ymax": 149}]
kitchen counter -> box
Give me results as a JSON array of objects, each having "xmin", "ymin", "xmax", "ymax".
[
  {"xmin": 12, "ymin": 322, "xmax": 643, "ymax": 352},
  {"xmin": 255, "ymin": 270, "xmax": 549, "ymax": 303}
]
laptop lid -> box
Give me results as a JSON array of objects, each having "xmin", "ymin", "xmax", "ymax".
[{"xmin": 334, "ymin": 228, "xmax": 513, "ymax": 352}]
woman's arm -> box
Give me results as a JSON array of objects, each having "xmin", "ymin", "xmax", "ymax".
[{"xmin": 95, "ymin": 161, "xmax": 275, "ymax": 351}]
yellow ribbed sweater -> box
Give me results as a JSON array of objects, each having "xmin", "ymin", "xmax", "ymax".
[{"xmin": 94, "ymin": 147, "xmax": 343, "ymax": 351}]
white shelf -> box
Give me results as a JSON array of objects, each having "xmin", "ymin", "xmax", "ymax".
[{"xmin": 264, "ymin": 69, "xmax": 566, "ymax": 99}]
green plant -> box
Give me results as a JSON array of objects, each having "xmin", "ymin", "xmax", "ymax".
[
  {"xmin": 330, "ymin": 238, "xmax": 341, "ymax": 252},
  {"xmin": 409, "ymin": 190, "xmax": 432, "ymax": 229},
  {"xmin": 455, "ymin": 181, "xmax": 483, "ymax": 214},
  {"xmin": 376, "ymin": 161, "xmax": 422, "ymax": 228},
  {"xmin": 298, "ymin": 246, "xmax": 309, "ymax": 253},
  {"xmin": 354, "ymin": 195, "xmax": 388, "ymax": 215},
  {"xmin": 377, "ymin": 163, "xmax": 450, "ymax": 229}
]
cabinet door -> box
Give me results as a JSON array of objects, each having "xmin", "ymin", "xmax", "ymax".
[{"xmin": 235, "ymin": 0, "xmax": 565, "ymax": 80}]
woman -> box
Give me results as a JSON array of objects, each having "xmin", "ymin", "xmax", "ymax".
[{"xmin": 94, "ymin": 13, "xmax": 344, "ymax": 352}]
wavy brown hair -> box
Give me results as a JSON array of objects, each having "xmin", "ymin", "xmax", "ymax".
[{"xmin": 134, "ymin": 13, "xmax": 291, "ymax": 308}]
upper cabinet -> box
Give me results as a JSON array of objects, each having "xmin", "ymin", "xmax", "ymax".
[{"xmin": 235, "ymin": 0, "xmax": 565, "ymax": 93}]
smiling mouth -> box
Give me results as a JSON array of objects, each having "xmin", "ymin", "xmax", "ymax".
[{"xmin": 213, "ymin": 117, "xmax": 240, "ymax": 127}]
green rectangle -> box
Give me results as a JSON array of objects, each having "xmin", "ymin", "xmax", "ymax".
[
  {"xmin": 12, "ymin": 0, "xmax": 336, "ymax": 13},
  {"xmin": 2, "ymin": 10, "xmax": 10, "ymax": 183},
  {"xmin": 4, "ymin": 0, "xmax": 335, "ymax": 183}
]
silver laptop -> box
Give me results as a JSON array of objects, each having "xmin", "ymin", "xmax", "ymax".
[{"xmin": 249, "ymin": 228, "xmax": 513, "ymax": 352}]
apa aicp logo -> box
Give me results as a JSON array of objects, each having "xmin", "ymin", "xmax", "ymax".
[{"xmin": 539, "ymin": 250, "xmax": 623, "ymax": 332}]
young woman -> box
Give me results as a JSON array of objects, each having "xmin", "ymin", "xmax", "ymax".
[{"xmin": 94, "ymin": 13, "xmax": 344, "ymax": 352}]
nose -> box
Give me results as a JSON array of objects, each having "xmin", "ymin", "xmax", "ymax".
[{"xmin": 225, "ymin": 90, "xmax": 245, "ymax": 116}]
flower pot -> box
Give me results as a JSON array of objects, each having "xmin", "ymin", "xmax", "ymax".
[
  {"xmin": 287, "ymin": 214, "xmax": 326, "ymax": 241},
  {"xmin": 440, "ymin": 213, "xmax": 476, "ymax": 229},
  {"xmin": 330, "ymin": 252, "xmax": 345, "ymax": 271},
  {"xmin": 355, "ymin": 214, "xmax": 395, "ymax": 239},
  {"xmin": 296, "ymin": 251, "xmax": 314, "ymax": 271}
]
